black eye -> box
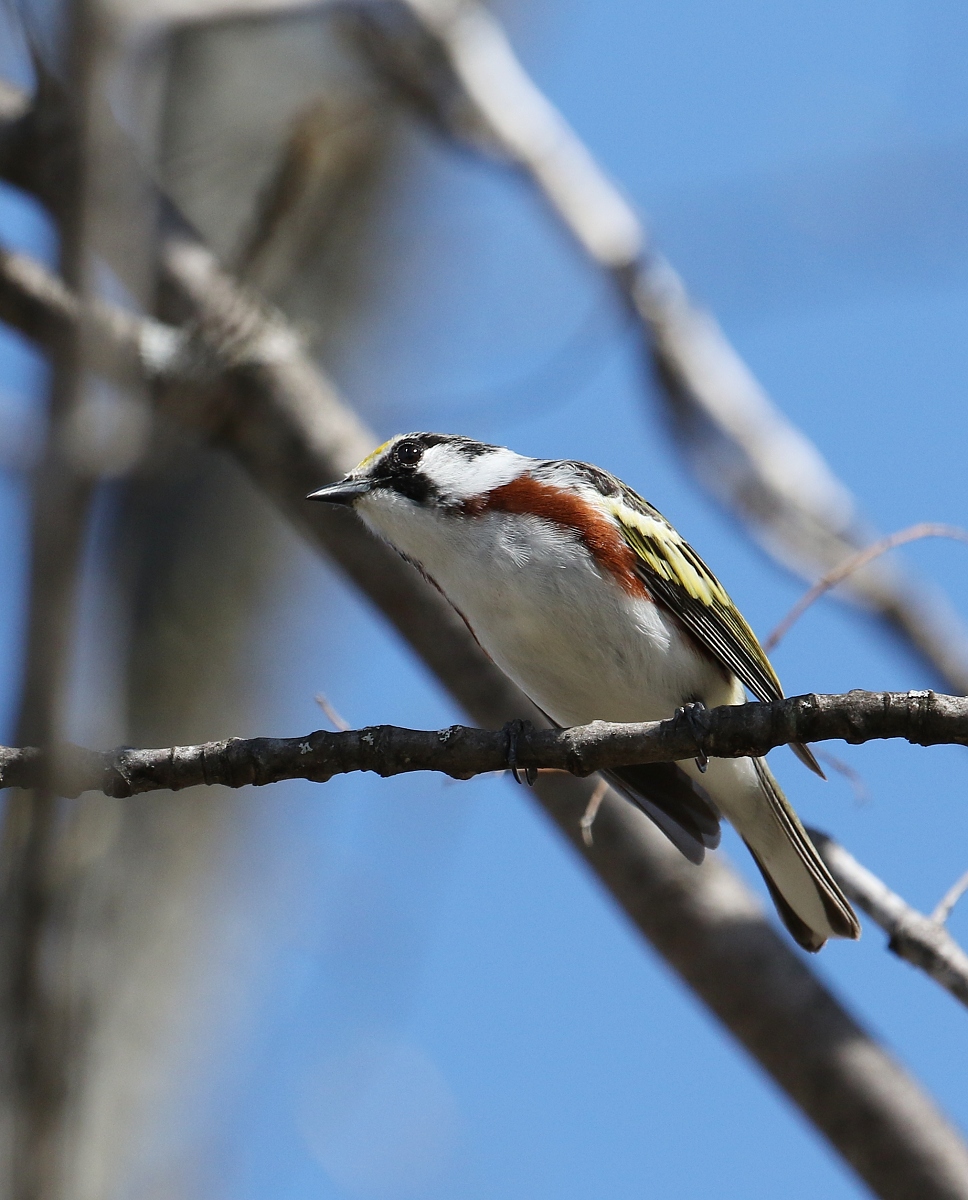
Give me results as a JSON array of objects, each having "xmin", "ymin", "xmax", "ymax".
[{"xmin": 393, "ymin": 439, "xmax": 423, "ymax": 467}]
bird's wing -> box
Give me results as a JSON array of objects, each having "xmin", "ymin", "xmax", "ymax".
[{"xmin": 607, "ymin": 488, "xmax": 824, "ymax": 777}]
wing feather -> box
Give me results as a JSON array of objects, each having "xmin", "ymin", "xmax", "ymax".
[
  {"xmin": 607, "ymin": 491, "xmax": 824, "ymax": 777},
  {"xmin": 610, "ymin": 499, "xmax": 781, "ymax": 700}
]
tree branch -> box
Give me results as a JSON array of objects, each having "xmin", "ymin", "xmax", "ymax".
[
  {"xmin": 811, "ymin": 830, "xmax": 968, "ymax": 1010},
  {"xmin": 0, "ymin": 689, "xmax": 966, "ymax": 798},
  {"xmin": 765, "ymin": 525, "xmax": 968, "ymax": 652},
  {"xmin": 9, "ymin": 681, "xmax": 968, "ymax": 1023}
]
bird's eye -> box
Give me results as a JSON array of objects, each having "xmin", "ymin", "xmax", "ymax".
[{"xmin": 393, "ymin": 439, "xmax": 423, "ymax": 467}]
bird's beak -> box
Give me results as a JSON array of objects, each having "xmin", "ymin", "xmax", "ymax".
[{"xmin": 306, "ymin": 478, "xmax": 373, "ymax": 505}]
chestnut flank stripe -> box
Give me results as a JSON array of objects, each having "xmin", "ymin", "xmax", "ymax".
[{"xmin": 468, "ymin": 476, "xmax": 649, "ymax": 598}]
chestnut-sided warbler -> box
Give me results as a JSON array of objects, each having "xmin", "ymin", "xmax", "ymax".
[{"xmin": 309, "ymin": 433, "xmax": 859, "ymax": 951}]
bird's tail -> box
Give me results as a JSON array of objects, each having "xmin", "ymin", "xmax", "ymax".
[{"xmin": 703, "ymin": 756, "xmax": 860, "ymax": 951}]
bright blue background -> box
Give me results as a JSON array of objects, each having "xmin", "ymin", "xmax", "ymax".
[{"xmin": 5, "ymin": 2, "xmax": 968, "ymax": 1197}]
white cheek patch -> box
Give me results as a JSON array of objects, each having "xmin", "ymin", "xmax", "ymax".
[{"xmin": 421, "ymin": 444, "xmax": 530, "ymax": 501}]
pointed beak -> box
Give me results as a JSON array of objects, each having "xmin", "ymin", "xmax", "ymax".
[{"xmin": 306, "ymin": 478, "xmax": 373, "ymax": 505}]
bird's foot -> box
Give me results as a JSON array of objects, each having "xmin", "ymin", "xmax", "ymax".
[
  {"xmin": 675, "ymin": 700, "xmax": 710, "ymax": 773},
  {"xmin": 503, "ymin": 718, "xmax": 537, "ymax": 785}
]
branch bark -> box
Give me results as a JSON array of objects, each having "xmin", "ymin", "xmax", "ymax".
[
  {"xmin": 0, "ymin": 689, "xmax": 965, "ymax": 797},
  {"xmin": 811, "ymin": 831, "xmax": 968, "ymax": 1010}
]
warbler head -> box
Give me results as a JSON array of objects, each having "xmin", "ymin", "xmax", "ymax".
[{"xmin": 307, "ymin": 433, "xmax": 531, "ymax": 515}]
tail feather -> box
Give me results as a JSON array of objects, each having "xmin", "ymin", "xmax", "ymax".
[
  {"xmin": 605, "ymin": 752, "xmax": 859, "ymax": 952},
  {"xmin": 744, "ymin": 758, "xmax": 860, "ymax": 950},
  {"xmin": 606, "ymin": 762, "xmax": 721, "ymax": 865},
  {"xmin": 742, "ymin": 840, "xmax": 828, "ymax": 951}
]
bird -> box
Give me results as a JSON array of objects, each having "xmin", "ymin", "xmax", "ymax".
[{"xmin": 308, "ymin": 432, "xmax": 860, "ymax": 952}]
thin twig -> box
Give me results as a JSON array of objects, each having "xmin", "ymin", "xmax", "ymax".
[
  {"xmin": 765, "ymin": 524, "xmax": 968, "ymax": 651},
  {"xmin": 932, "ymin": 870, "xmax": 968, "ymax": 926},
  {"xmin": 579, "ymin": 778, "xmax": 609, "ymax": 847},
  {"xmin": 314, "ymin": 692, "xmax": 350, "ymax": 732},
  {"xmin": 810, "ymin": 830, "xmax": 968, "ymax": 1009},
  {"xmin": 814, "ymin": 749, "xmax": 871, "ymax": 806}
]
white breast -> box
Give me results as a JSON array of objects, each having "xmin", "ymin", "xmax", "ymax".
[{"xmin": 359, "ymin": 492, "xmax": 732, "ymax": 725}]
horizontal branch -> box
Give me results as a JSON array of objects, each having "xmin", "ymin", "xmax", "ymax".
[
  {"xmin": 811, "ymin": 830, "xmax": 968, "ymax": 1010},
  {"xmin": 4, "ymin": 690, "xmax": 967, "ymax": 798}
]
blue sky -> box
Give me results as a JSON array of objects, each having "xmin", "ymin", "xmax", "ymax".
[{"xmin": 5, "ymin": 1, "xmax": 968, "ymax": 1197}]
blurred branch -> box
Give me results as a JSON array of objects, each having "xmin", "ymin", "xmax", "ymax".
[
  {"xmin": 0, "ymin": 79, "xmax": 29, "ymax": 126},
  {"xmin": 0, "ymin": 246, "xmax": 179, "ymax": 375},
  {"xmin": 0, "ymin": 9, "xmax": 103, "ymax": 1199},
  {"xmin": 811, "ymin": 831, "xmax": 968, "ymax": 1010},
  {"xmin": 235, "ymin": 97, "xmax": 343, "ymax": 277},
  {"xmin": 4, "ymin": 241, "xmax": 968, "ymax": 1200},
  {"xmin": 765, "ymin": 524, "xmax": 968, "ymax": 651},
  {"xmin": 11, "ymin": 14, "xmax": 968, "ymax": 684},
  {"xmin": 233, "ymin": 93, "xmax": 385, "ymax": 293},
  {"xmin": 1, "ymin": 689, "xmax": 968, "ymax": 796},
  {"xmin": 9, "ymin": 24, "xmax": 968, "ymax": 682},
  {"xmin": 933, "ymin": 871, "xmax": 968, "ymax": 926},
  {"xmin": 2, "ymin": 8, "xmax": 173, "ymax": 1195},
  {"xmin": 348, "ymin": 0, "xmax": 968, "ymax": 694},
  {"xmin": 69, "ymin": 21, "xmax": 398, "ymax": 1198},
  {"xmin": 14, "ymin": 42, "xmax": 97, "ymax": 761}
]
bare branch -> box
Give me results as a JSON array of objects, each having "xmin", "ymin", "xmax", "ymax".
[
  {"xmin": 811, "ymin": 831, "xmax": 968, "ymax": 1010},
  {"xmin": 10, "ymin": 713, "xmax": 968, "ymax": 1038},
  {"xmin": 0, "ymin": 246, "xmax": 180, "ymax": 382},
  {"xmin": 0, "ymin": 689, "xmax": 966, "ymax": 798},
  {"xmin": 933, "ymin": 870, "xmax": 968, "ymax": 927},
  {"xmin": 7, "ymin": 24, "xmax": 968, "ymax": 679},
  {"xmin": 130, "ymin": 239, "xmax": 968, "ymax": 1200},
  {"xmin": 233, "ymin": 94, "xmax": 385, "ymax": 293},
  {"xmin": 766, "ymin": 524, "xmax": 968, "ymax": 652},
  {"xmin": 814, "ymin": 749, "xmax": 872, "ymax": 806},
  {"xmin": 580, "ymin": 778, "xmax": 609, "ymax": 847},
  {"xmin": 314, "ymin": 693, "xmax": 351, "ymax": 731},
  {"xmin": 0, "ymin": 7, "xmax": 108, "ymax": 1195},
  {"xmin": 4, "ymin": 12, "xmax": 968, "ymax": 1198}
]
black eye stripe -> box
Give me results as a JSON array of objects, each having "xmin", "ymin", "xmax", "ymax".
[{"xmin": 389, "ymin": 473, "xmax": 438, "ymax": 504}]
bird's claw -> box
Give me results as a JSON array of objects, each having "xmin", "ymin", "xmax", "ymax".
[
  {"xmin": 503, "ymin": 718, "xmax": 537, "ymax": 785},
  {"xmin": 676, "ymin": 700, "xmax": 710, "ymax": 773}
]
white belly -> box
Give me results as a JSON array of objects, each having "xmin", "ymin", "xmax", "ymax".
[{"xmin": 359, "ymin": 498, "xmax": 734, "ymax": 726}]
